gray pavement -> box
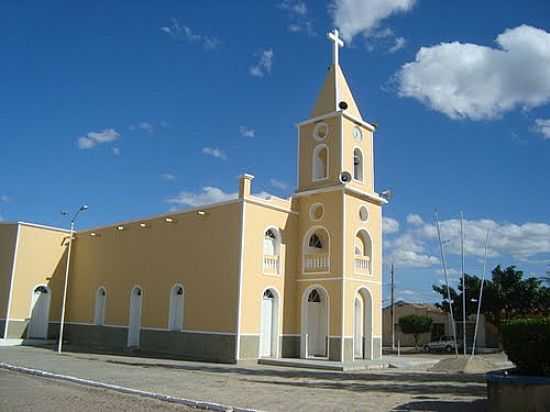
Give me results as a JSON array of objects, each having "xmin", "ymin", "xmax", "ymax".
[
  {"xmin": 0, "ymin": 345, "xmax": 498, "ymax": 411},
  {"xmin": 0, "ymin": 369, "xmax": 196, "ymax": 412}
]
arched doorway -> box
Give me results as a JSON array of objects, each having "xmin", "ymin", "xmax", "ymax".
[
  {"xmin": 353, "ymin": 295, "xmax": 364, "ymax": 358},
  {"xmin": 168, "ymin": 284, "xmax": 184, "ymax": 331},
  {"xmin": 127, "ymin": 286, "xmax": 143, "ymax": 347},
  {"xmin": 354, "ymin": 287, "xmax": 374, "ymax": 359},
  {"xmin": 259, "ymin": 288, "xmax": 279, "ymax": 358},
  {"xmin": 301, "ymin": 287, "xmax": 329, "ymax": 358},
  {"xmin": 28, "ymin": 285, "xmax": 51, "ymax": 339}
]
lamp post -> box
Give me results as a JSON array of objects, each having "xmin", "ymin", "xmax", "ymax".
[{"xmin": 58, "ymin": 204, "xmax": 88, "ymax": 354}]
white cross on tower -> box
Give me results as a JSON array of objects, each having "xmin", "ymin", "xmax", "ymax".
[{"xmin": 328, "ymin": 29, "xmax": 344, "ymax": 66}]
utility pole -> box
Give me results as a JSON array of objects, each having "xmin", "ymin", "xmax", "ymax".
[
  {"xmin": 391, "ymin": 263, "xmax": 395, "ymax": 352},
  {"xmin": 435, "ymin": 211, "xmax": 459, "ymax": 356},
  {"xmin": 460, "ymin": 211, "xmax": 466, "ymax": 356}
]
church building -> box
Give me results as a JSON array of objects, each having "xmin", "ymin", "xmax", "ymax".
[{"xmin": 0, "ymin": 30, "xmax": 387, "ymax": 363}]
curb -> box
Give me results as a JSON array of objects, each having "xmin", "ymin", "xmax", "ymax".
[{"xmin": 0, "ymin": 362, "xmax": 260, "ymax": 412}]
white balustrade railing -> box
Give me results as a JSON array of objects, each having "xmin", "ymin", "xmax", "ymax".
[
  {"xmin": 354, "ymin": 256, "xmax": 371, "ymax": 274},
  {"xmin": 263, "ymin": 255, "xmax": 280, "ymax": 274},
  {"xmin": 304, "ymin": 254, "xmax": 329, "ymax": 273}
]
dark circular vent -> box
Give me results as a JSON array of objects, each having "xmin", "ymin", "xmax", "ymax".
[{"xmin": 338, "ymin": 101, "xmax": 348, "ymax": 110}]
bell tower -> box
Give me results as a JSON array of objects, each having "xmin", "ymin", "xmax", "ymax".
[
  {"xmin": 297, "ymin": 29, "xmax": 376, "ymax": 195},
  {"xmin": 295, "ymin": 30, "xmax": 385, "ymax": 362}
]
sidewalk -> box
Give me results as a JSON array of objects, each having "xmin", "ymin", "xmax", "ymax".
[{"xmin": 0, "ymin": 345, "xmax": 491, "ymax": 412}]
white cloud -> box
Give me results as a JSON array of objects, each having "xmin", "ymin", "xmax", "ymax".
[
  {"xmin": 77, "ymin": 129, "xmax": 120, "ymax": 149},
  {"xmin": 161, "ymin": 19, "xmax": 220, "ymax": 50},
  {"xmin": 388, "ymin": 214, "xmax": 550, "ymax": 267},
  {"xmin": 533, "ymin": 118, "xmax": 550, "ymax": 139},
  {"xmin": 388, "ymin": 36, "xmax": 406, "ymax": 53},
  {"xmin": 239, "ymin": 126, "xmax": 256, "ymax": 138},
  {"xmin": 270, "ymin": 178, "xmax": 288, "ymax": 190},
  {"xmin": 330, "ymin": 0, "xmax": 415, "ymax": 42},
  {"xmin": 161, "ymin": 173, "xmax": 176, "ymax": 181},
  {"xmin": 250, "ymin": 49, "xmax": 274, "ymax": 78},
  {"xmin": 201, "ymin": 147, "xmax": 227, "ymax": 160},
  {"xmin": 138, "ymin": 122, "xmax": 153, "ymax": 134},
  {"xmin": 385, "ymin": 232, "xmax": 439, "ymax": 268},
  {"xmin": 112, "ymin": 147, "xmax": 120, "ymax": 156},
  {"xmin": 279, "ymin": 1, "xmax": 315, "ymax": 36},
  {"xmin": 406, "ymin": 213, "xmax": 424, "ymax": 226},
  {"xmin": 397, "ymin": 25, "xmax": 550, "ymax": 120},
  {"xmin": 167, "ymin": 187, "xmax": 236, "ymax": 208},
  {"xmin": 383, "ymin": 217, "xmax": 400, "ymax": 234}
]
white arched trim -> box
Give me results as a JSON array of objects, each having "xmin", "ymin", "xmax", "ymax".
[
  {"xmin": 312, "ymin": 144, "xmax": 329, "ymax": 181},
  {"xmin": 352, "ymin": 146, "xmax": 364, "ymax": 182},
  {"xmin": 168, "ymin": 283, "xmax": 185, "ymax": 331},
  {"xmin": 259, "ymin": 286, "xmax": 282, "ymax": 358},
  {"xmin": 27, "ymin": 284, "xmax": 52, "ymax": 339},
  {"xmin": 300, "ymin": 284, "xmax": 330, "ymax": 359},
  {"xmin": 302, "ymin": 225, "xmax": 331, "ymax": 274},
  {"xmin": 352, "ymin": 286, "xmax": 374, "ymax": 360},
  {"xmin": 94, "ymin": 286, "xmax": 107, "ymax": 326},
  {"xmin": 127, "ymin": 285, "xmax": 144, "ymax": 347},
  {"xmin": 262, "ymin": 225, "xmax": 282, "ymax": 275},
  {"xmin": 354, "ymin": 228, "xmax": 374, "ymax": 276}
]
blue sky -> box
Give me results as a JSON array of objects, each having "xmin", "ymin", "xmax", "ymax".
[{"xmin": 1, "ymin": 1, "xmax": 549, "ymax": 303}]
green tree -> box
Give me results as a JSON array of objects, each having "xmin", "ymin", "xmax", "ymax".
[
  {"xmin": 432, "ymin": 265, "xmax": 550, "ymax": 332},
  {"xmin": 398, "ymin": 314, "xmax": 433, "ymax": 350}
]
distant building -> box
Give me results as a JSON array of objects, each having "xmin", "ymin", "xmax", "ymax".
[
  {"xmin": 383, "ymin": 300, "xmax": 499, "ymax": 348},
  {"xmin": 383, "ymin": 301, "xmax": 451, "ymax": 347}
]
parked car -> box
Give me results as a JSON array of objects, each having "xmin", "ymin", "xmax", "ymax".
[{"xmin": 423, "ymin": 336, "xmax": 459, "ymax": 353}]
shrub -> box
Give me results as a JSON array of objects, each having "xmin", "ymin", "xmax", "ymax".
[{"xmin": 502, "ymin": 317, "xmax": 550, "ymax": 376}]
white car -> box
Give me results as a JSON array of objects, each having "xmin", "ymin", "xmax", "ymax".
[{"xmin": 423, "ymin": 336, "xmax": 458, "ymax": 353}]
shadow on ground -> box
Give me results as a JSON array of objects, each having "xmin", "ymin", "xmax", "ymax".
[
  {"xmin": 53, "ymin": 346, "xmax": 487, "ymax": 398},
  {"xmin": 390, "ymin": 398, "xmax": 486, "ymax": 411}
]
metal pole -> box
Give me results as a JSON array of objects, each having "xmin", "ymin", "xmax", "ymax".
[
  {"xmin": 460, "ymin": 211, "xmax": 466, "ymax": 356},
  {"xmin": 435, "ymin": 211, "xmax": 459, "ymax": 356},
  {"xmin": 391, "ymin": 263, "xmax": 395, "ymax": 352},
  {"xmin": 472, "ymin": 230, "xmax": 490, "ymax": 357},
  {"xmin": 57, "ymin": 221, "xmax": 74, "ymax": 354}
]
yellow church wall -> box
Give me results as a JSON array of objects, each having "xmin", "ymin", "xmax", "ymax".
[
  {"xmin": 342, "ymin": 194, "xmax": 383, "ymax": 337},
  {"xmin": 341, "ymin": 118, "xmax": 374, "ymax": 193},
  {"xmin": 311, "ymin": 65, "xmax": 337, "ymax": 118},
  {"xmin": 68, "ymin": 201, "xmax": 243, "ymax": 333},
  {"xmin": 8, "ymin": 224, "xmax": 68, "ymax": 322},
  {"xmin": 296, "ymin": 190, "xmax": 343, "ymax": 278},
  {"xmin": 238, "ymin": 200, "xmax": 298, "ymax": 335},
  {"xmin": 298, "ymin": 116, "xmax": 342, "ymax": 192},
  {"xmin": 335, "ymin": 65, "xmax": 363, "ymax": 120},
  {"xmin": 0, "ymin": 224, "xmax": 18, "ymax": 320},
  {"xmin": 343, "ymin": 279, "xmax": 382, "ymax": 338}
]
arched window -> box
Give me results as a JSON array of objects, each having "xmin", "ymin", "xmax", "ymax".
[
  {"xmin": 94, "ymin": 287, "xmax": 107, "ymax": 326},
  {"xmin": 303, "ymin": 227, "xmax": 330, "ymax": 273},
  {"xmin": 355, "ymin": 230, "xmax": 373, "ymax": 274},
  {"xmin": 353, "ymin": 148, "xmax": 363, "ymax": 181},
  {"xmin": 313, "ymin": 145, "xmax": 328, "ymax": 180},
  {"xmin": 168, "ymin": 284, "xmax": 184, "ymax": 331},
  {"xmin": 263, "ymin": 228, "xmax": 281, "ymax": 274}
]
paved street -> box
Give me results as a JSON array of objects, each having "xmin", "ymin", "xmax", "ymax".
[
  {"xmin": 0, "ymin": 346, "xmax": 500, "ymax": 411},
  {"xmin": 0, "ymin": 369, "xmax": 196, "ymax": 412}
]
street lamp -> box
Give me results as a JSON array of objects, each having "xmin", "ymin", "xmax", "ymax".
[{"xmin": 58, "ymin": 204, "xmax": 88, "ymax": 354}]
